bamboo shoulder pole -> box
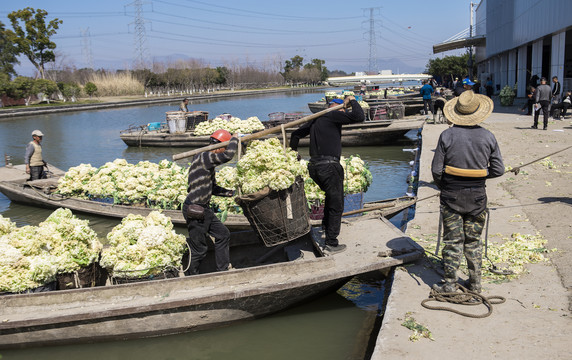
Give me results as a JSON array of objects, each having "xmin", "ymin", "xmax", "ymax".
[{"xmin": 172, "ymin": 104, "xmax": 345, "ymax": 161}]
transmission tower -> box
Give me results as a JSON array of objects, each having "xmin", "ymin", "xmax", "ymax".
[
  {"xmin": 80, "ymin": 28, "xmax": 94, "ymax": 69},
  {"xmin": 363, "ymin": 7, "xmax": 380, "ymax": 74},
  {"xmin": 126, "ymin": 0, "xmax": 149, "ymax": 69}
]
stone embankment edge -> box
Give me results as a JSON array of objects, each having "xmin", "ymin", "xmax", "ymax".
[{"xmin": 0, "ymin": 87, "xmax": 326, "ymax": 119}]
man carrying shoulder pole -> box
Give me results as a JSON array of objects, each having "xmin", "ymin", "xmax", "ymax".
[{"xmin": 289, "ymin": 96, "xmax": 365, "ymax": 255}]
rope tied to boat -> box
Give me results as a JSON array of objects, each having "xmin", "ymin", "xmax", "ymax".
[{"xmin": 421, "ymin": 283, "xmax": 506, "ymax": 318}]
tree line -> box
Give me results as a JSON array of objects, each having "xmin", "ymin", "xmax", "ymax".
[{"xmin": 0, "ymin": 7, "xmax": 333, "ymax": 106}]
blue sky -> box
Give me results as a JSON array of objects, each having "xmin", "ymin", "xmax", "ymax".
[{"xmin": 1, "ymin": 0, "xmax": 471, "ymax": 76}]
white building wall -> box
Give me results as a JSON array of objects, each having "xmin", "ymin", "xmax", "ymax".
[
  {"xmin": 500, "ymin": 53, "xmax": 508, "ymax": 90},
  {"xmin": 517, "ymin": 45, "xmax": 528, "ymax": 96},
  {"xmin": 494, "ymin": 57, "xmax": 501, "ymax": 92},
  {"xmin": 551, "ymin": 31, "xmax": 566, "ymax": 86},
  {"xmin": 531, "ymin": 40, "xmax": 543, "ymax": 79},
  {"xmin": 508, "ymin": 49, "xmax": 517, "ymax": 89}
]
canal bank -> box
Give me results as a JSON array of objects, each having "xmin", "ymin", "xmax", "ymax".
[
  {"xmin": 0, "ymin": 86, "xmax": 326, "ymax": 119},
  {"xmin": 372, "ymin": 103, "xmax": 572, "ymax": 359}
]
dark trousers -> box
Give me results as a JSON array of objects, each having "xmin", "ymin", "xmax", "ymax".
[
  {"xmin": 308, "ymin": 160, "xmax": 344, "ymax": 246},
  {"xmin": 550, "ymin": 102, "xmax": 570, "ymax": 118},
  {"xmin": 533, "ymin": 100, "xmax": 550, "ymax": 128},
  {"xmin": 521, "ymin": 99, "xmax": 534, "ymax": 115},
  {"xmin": 183, "ymin": 207, "xmax": 230, "ymax": 275},
  {"xmin": 29, "ymin": 166, "xmax": 46, "ymax": 181},
  {"xmin": 423, "ymin": 99, "xmax": 433, "ymax": 115}
]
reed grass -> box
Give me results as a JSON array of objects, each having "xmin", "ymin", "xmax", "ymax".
[{"xmin": 86, "ymin": 72, "xmax": 145, "ymax": 96}]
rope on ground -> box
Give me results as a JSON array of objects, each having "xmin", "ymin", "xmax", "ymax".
[{"xmin": 421, "ymin": 283, "xmax": 506, "ymax": 318}]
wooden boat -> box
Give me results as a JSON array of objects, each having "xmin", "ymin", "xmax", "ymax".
[
  {"xmin": 308, "ymin": 98, "xmax": 424, "ymax": 117},
  {"xmin": 0, "ymin": 212, "xmax": 423, "ymax": 349},
  {"xmin": 119, "ymin": 117, "xmax": 425, "ymax": 147},
  {"xmin": 0, "ymin": 165, "xmax": 417, "ymax": 230}
]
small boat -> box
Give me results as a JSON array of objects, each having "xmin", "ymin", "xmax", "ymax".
[
  {"xmin": 0, "ymin": 212, "xmax": 423, "ymax": 349},
  {"xmin": 308, "ymin": 98, "xmax": 424, "ymax": 117},
  {"xmin": 0, "ymin": 165, "xmax": 417, "ymax": 230},
  {"xmin": 119, "ymin": 117, "xmax": 425, "ymax": 148}
]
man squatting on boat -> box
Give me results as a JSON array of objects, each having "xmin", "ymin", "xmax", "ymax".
[
  {"xmin": 182, "ymin": 129, "xmax": 238, "ymax": 275},
  {"xmin": 25, "ymin": 129, "xmax": 47, "ymax": 181},
  {"xmin": 290, "ymin": 96, "xmax": 364, "ymax": 255},
  {"xmin": 431, "ymin": 90, "xmax": 504, "ymax": 293}
]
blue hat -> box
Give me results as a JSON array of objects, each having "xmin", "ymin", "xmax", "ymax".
[
  {"xmin": 463, "ymin": 78, "xmax": 475, "ymax": 86},
  {"xmin": 330, "ymin": 98, "xmax": 343, "ymax": 104}
]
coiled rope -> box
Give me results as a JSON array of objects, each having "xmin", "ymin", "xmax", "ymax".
[{"xmin": 421, "ymin": 283, "xmax": 506, "ymax": 318}]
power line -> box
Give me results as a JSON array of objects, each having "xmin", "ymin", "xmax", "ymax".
[
  {"xmin": 149, "ymin": 10, "xmax": 361, "ymax": 35},
  {"xmin": 168, "ymin": 0, "xmax": 363, "ymax": 21}
]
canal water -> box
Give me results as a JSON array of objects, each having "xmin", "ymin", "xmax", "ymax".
[{"xmin": 0, "ymin": 89, "xmax": 419, "ymax": 359}]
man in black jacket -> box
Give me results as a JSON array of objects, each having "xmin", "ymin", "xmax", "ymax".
[
  {"xmin": 431, "ymin": 90, "xmax": 504, "ymax": 293},
  {"xmin": 290, "ymin": 96, "xmax": 364, "ymax": 255},
  {"xmin": 552, "ymin": 76, "xmax": 561, "ymax": 104}
]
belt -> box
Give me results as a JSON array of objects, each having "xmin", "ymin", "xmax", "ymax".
[
  {"xmin": 444, "ymin": 165, "xmax": 487, "ymax": 178},
  {"xmin": 310, "ymin": 155, "xmax": 340, "ymax": 163}
]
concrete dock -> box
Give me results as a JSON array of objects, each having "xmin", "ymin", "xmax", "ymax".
[{"xmin": 372, "ymin": 103, "xmax": 572, "ymax": 359}]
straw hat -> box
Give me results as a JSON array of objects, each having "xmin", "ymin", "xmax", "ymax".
[{"xmin": 443, "ymin": 90, "xmax": 493, "ymax": 126}]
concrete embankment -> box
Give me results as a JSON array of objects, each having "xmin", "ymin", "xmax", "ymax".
[
  {"xmin": 0, "ymin": 86, "xmax": 325, "ymax": 119},
  {"xmin": 372, "ymin": 105, "xmax": 572, "ymax": 359}
]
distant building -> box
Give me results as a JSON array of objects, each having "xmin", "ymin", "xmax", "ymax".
[
  {"xmin": 433, "ymin": 0, "xmax": 572, "ymax": 97},
  {"xmin": 474, "ymin": 0, "xmax": 572, "ymax": 96}
]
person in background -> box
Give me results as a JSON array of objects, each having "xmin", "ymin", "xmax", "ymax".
[
  {"xmin": 179, "ymin": 98, "xmax": 189, "ymax": 112},
  {"xmin": 431, "ymin": 90, "xmax": 504, "ymax": 294},
  {"xmin": 551, "ymin": 76, "xmax": 561, "ymax": 105},
  {"xmin": 532, "ymin": 77, "xmax": 552, "ymax": 130},
  {"xmin": 290, "ymin": 96, "xmax": 364, "ymax": 255},
  {"xmin": 485, "ymin": 77, "xmax": 494, "ymax": 98},
  {"xmin": 454, "ymin": 78, "xmax": 474, "ymax": 97},
  {"xmin": 529, "ymin": 74, "xmax": 539, "ymax": 88},
  {"xmin": 182, "ymin": 129, "xmax": 238, "ymax": 275},
  {"xmin": 420, "ymin": 80, "xmax": 435, "ymax": 115},
  {"xmin": 520, "ymin": 86, "xmax": 536, "ymax": 116},
  {"xmin": 25, "ymin": 129, "xmax": 47, "ymax": 181},
  {"xmin": 550, "ymin": 91, "xmax": 571, "ymax": 120}
]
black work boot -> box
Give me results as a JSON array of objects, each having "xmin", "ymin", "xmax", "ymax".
[
  {"xmin": 463, "ymin": 279, "xmax": 482, "ymax": 293},
  {"xmin": 324, "ymin": 244, "xmax": 347, "ymax": 256}
]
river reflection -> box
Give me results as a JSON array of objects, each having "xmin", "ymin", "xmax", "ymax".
[{"xmin": 0, "ymin": 89, "xmax": 419, "ymax": 359}]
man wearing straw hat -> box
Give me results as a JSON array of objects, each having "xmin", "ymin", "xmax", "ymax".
[{"xmin": 431, "ymin": 90, "xmax": 504, "ymax": 293}]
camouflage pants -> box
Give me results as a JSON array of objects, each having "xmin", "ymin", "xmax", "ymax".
[{"xmin": 440, "ymin": 204, "xmax": 487, "ymax": 286}]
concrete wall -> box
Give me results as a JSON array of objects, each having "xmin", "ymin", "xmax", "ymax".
[
  {"xmin": 517, "ymin": 45, "xmax": 528, "ymax": 96},
  {"xmin": 552, "ymin": 31, "xmax": 566, "ymax": 86}
]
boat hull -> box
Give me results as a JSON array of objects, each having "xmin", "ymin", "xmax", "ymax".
[
  {"xmin": 0, "ymin": 215, "xmax": 423, "ymax": 349},
  {"xmin": 119, "ymin": 119, "xmax": 425, "ymax": 147}
]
